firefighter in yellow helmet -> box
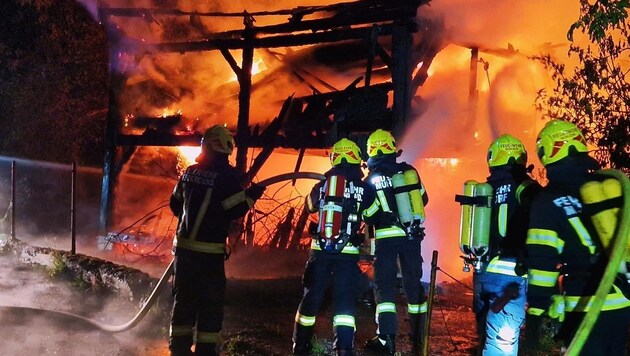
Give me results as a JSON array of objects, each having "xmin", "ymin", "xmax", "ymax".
[
  {"xmin": 292, "ymin": 138, "xmax": 379, "ymax": 356},
  {"xmin": 523, "ymin": 120, "xmax": 630, "ymax": 354},
  {"xmin": 363, "ymin": 129, "xmax": 429, "ymax": 355},
  {"xmin": 473, "ymin": 134, "xmax": 541, "ymax": 355},
  {"xmin": 169, "ymin": 125, "xmax": 265, "ymax": 356}
]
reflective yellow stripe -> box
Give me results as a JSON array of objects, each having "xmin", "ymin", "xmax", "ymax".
[
  {"xmin": 333, "ymin": 315, "xmax": 356, "ymax": 328},
  {"xmin": 190, "ymin": 187, "xmax": 214, "ymax": 241},
  {"xmin": 196, "ymin": 331, "xmax": 220, "ymax": 344},
  {"xmin": 527, "ymin": 307, "xmax": 545, "ymax": 316},
  {"xmin": 567, "ymin": 217, "xmax": 597, "ymax": 254},
  {"xmin": 375, "ymin": 227, "xmax": 406, "ymax": 239},
  {"xmin": 170, "ymin": 324, "xmax": 194, "ymax": 337},
  {"xmin": 498, "ymin": 203, "xmax": 507, "ymax": 237},
  {"xmin": 486, "ymin": 257, "xmax": 518, "ymax": 276},
  {"xmin": 222, "ymin": 191, "xmax": 251, "ymax": 210},
  {"xmin": 363, "ymin": 199, "xmax": 380, "ymax": 218},
  {"xmin": 376, "ymin": 190, "xmax": 391, "ymax": 212},
  {"xmin": 376, "ymin": 302, "xmax": 397, "ymax": 314},
  {"xmin": 174, "ymin": 239, "xmax": 225, "ymax": 254},
  {"xmin": 564, "ymin": 286, "xmax": 630, "ymax": 312},
  {"xmin": 516, "ymin": 180, "xmax": 534, "ymax": 205},
  {"xmin": 528, "ymin": 269, "xmax": 559, "ymax": 287},
  {"xmin": 310, "ymin": 239, "xmax": 359, "ymax": 254},
  {"xmin": 295, "ymin": 313, "xmax": 316, "ymax": 326},
  {"xmin": 526, "ymin": 228, "xmax": 565, "ymax": 253},
  {"xmin": 408, "ymin": 301, "xmax": 427, "ymax": 314}
]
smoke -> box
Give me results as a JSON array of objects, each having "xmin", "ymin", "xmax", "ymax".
[{"xmin": 0, "ymin": 252, "xmax": 168, "ymax": 355}]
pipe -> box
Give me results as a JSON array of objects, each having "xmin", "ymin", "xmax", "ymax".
[
  {"xmin": 565, "ymin": 169, "xmax": 630, "ymax": 355},
  {"xmin": 0, "ymin": 171, "xmax": 326, "ymax": 332}
]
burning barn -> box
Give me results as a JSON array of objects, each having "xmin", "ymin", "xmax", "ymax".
[{"xmin": 92, "ymin": 0, "xmax": 449, "ymax": 254}]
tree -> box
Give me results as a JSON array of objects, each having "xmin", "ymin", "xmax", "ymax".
[
  {"xmin": 534, "ymin": 0, "xmax": 629, "ymax": 173},
  {"xmin": 0, "ymin": 0, "xmax": 108, "ymax": 166}
]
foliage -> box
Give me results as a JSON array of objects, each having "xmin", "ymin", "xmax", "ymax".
[
  {"xmin": 47, "ymin": 250, "xmax": 67, "ymax": 278},
  {"xmin": 0, "ymin": 0, "xmax": 108, "ymax": 166},
  {"xmin": 534, "ymin": 0, "xmax": 629, "ymax": 172}
]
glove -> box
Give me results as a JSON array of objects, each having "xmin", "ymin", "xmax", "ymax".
[
  {"xmin": 349, "ymin": 234, "xmax": 364, "ymax": 247},
  {"xmin": 245, "ymin": 183, "xmax": 266, "ymax": 201}
]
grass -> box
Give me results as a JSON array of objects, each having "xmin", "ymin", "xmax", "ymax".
[{"xmin": 47, "ymin": 251, "xmax": 67, "ymax": 278}]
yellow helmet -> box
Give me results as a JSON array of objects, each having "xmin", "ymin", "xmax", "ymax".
[
  {"xmin": 201, "ymin": 125, "xmax": 235, "ymax": 155},
  {"xmin": 536, "ymin": 120, "xmax": 588, "ymax": 166},
  {"xmin": 487, "ymin": 134, "xmax": 527, "ymax": 168},
  {"xmin": 330, "ymin": 138, "xmax": 362, "ymax": 166},
  {"xmin": 366, "ymin": 129, "xmax": 396, "ymax": 157}
]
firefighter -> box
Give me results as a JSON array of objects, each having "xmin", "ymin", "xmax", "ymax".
[
  {"xmin": 473, "ymin": 134, "xmax": 541, "ymax": 355},
  {"xmin": 292, "ymin": 138, "xmax": 379, "ymax": 356},
  {"xmin": 363, "ymin": 129, "xmax": 429, "ymax": 355},
  {"xmin": 524, "ymin": 119, "xmax": 630, "ymax": 355},
  {"xmin": 169, "ymin": 125, "xmax": 265, "ymax": 356}
]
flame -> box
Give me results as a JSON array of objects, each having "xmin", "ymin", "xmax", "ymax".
[
  {"xmin": 177, "ymin": 146, "xmax": 201, "ymax": 166},
  {"xmin": 228, "ymin": 58, "xmax": 268, "ymax": 83},
  {"xmin": 161, "ymin": 108, "xmax": 182, "ymax": 118}
]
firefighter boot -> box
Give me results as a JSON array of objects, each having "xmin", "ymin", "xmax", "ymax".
[
  {"xmin": 292, "ymin": 324, "xmax": 313, "ymax": 355},
  {"xmin": 365, "ymin": 334, "xmax": 396, "ymax": 355},
  {"xmin": 409, "ymin": 313, "xmax": 427, "ymax": 355}
]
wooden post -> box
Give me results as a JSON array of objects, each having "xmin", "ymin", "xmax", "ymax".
[
  {"xmin": 236, "ymin": 19, "xmax": 255, "ymax": 173},
  {"xmin": 10, "ymin": 161, "xmax": 16, "ymax": 241},
  {"xmin": 391, "ymin": 19, "xmax": 414, "ymax": 139},
  {"xmin": 467, "ymin": 48, "xmax": 479, "ymax": 132},
  {"xmin": 423, "ymin": 250, "xmax": 439, "ymax": 356},
  {"xmin": 99, "ymin": 6, "xmax": 127, "ymax": 234},
  {"xmin": 71, "ymin": 161, "xmax": 77, "ymax": 254}
]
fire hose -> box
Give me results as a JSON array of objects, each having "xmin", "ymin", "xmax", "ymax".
[{"xmin": 0, "ymin": 171, "xmax": 325, "ymax": 333}]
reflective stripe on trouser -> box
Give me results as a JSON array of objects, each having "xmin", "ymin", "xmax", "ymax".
[
  {"xmin": 170, "ymin": 253, "xmax": 226, "ymax": 354},
  {"xmin": 293, "ymin": 250, "xmax": 359, "ymax": 349},
  {"xmin": 373, "ymin": 237, "xmax": 425, "ymax": 335},
  {"xmin": 473, "ymin": 271, "xmax": 526, "ymax": 356}
]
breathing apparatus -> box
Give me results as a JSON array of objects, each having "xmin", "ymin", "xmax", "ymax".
[
  {"xmin": 316, "ymin": 175, "xmax": 358, "ymax": 253},
  {"xmin": 392, "ymin": 169, "xmax": 426, "ymax": 239},
  {"xmin": 455, "ymin": 180, "xmax": 493, "ymax": 272}
]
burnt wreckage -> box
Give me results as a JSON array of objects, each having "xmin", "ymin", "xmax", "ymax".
[{"xmin": 97, "ymin": 0, "xmax": 446, "ymax": 233}]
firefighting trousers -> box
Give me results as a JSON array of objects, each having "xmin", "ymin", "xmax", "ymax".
[
  {"xmin": 557, "ymin": 306, "xmax": 630, "ymax": 356},
  {"xmin": 170, "ymin": 251, "xmax": 226, "ymax": 356},
  {"xmin": 473, "ymin": 271, "xmax": 526, "ymax": 356},
  {"xmin": 373, "ymin": 237, "xmax": 426, "ymax": 336},
  {"xmin": 293, "ymin": 250, "xmax": 361, "ymax": 351}
]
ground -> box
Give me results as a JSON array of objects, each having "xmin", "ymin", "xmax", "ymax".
[{"xmin": 0, "ymin": 246, "xmax": 479, "ymax": 356}]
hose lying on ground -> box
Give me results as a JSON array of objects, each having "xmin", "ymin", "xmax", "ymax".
[{"xmin": 0, "ymin": 171, "xmax": 325, "ymax": 333}]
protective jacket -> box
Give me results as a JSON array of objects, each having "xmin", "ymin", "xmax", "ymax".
[
  {"xmin": 170, "ymin": 156, "xmax": 253, "ymax": 255},
  {"xmin": 365, "ymin": 154, "xmax": 428, "ymax": 240},
  {"xmin": 525, "ymin": 156, "xmax": 630, "ymax": 354},
  {"xmin": 483, "ymin": 165, "xmax": 540, "ymax": 276},
  {"xmin": 306, "ymin": 164, "xmax": 379, "ymax": 254}
]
